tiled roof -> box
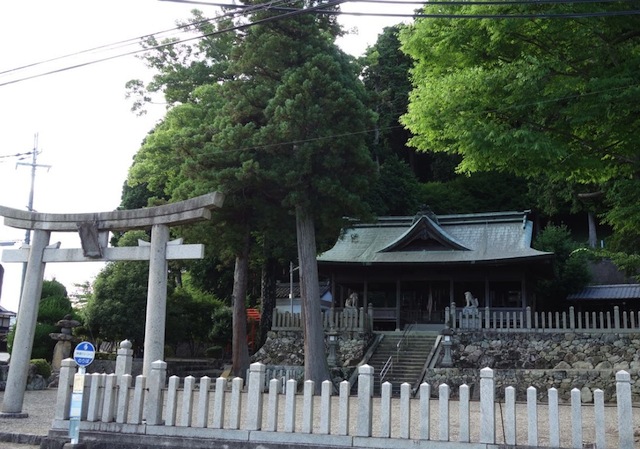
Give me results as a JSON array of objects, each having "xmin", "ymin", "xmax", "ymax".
[
  {"xmin": 0, "ymin": 304, "xmax": 16, "ymax": 316},
  {"xmin": 567, "ymin": 284, "xmax": 640, "ymax": 300},
  {"xmin": 276, "ymin": 281, "xmax": 331, "ymax": 299},
  {"xmin": 318, "ymin": 211, "xmax": 553, "ymax": 265}
]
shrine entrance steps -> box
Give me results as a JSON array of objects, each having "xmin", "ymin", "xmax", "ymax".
[{"xmin": 367, "ymin": 331, "xmax": 438, "ymax": 396}]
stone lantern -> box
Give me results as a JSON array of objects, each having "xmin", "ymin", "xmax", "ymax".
[
  {"xmin": 49, "ymin": 314, "xmax": 81, "ymax": 372},
  {"xmin": 327, "ymin": 326, "xmax": 339, "ymax": 367}
]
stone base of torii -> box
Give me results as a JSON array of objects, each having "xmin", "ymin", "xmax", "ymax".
[{"xmin": 0, "ymin": 192, "xmax": 224, "ymax": 417}]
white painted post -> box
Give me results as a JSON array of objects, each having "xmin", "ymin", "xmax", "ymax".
[
  {"xmin": 527, "ymin": 386, "xmax": 538, "ymax": 447},
  {"xmin": 419, "ymin": 382, "xmax": 431, "ymax": 440},
  {"xmin": 480, "ymin": 367, "xmax": 495, "ymax": 444},
  {"xmin": 196, "ymin": 376, "xmax": 211, "ymax": 428},
  {"xmin": 400, "ymin": 382, "xmax": 411, "ymax": 439},
  {"xmin": 54, "ymin": 358, "xmax": 76, "ymax": 420},
  {"xmin": 356, "ymin": 364, "xmax": 373, "ymax": 437},
  {"xmin": 302, "ymin": 380, "xmax": 314, "ymax": 433},
  {"xmin": 146, "ymin": 360, "xmax": 167, "ymax": 426},
  {"xmin": 229, "ymin": 377, "xmax": 243, "ymax": 430},
  {"xmin": 284, "ymin": 379, "xmax": 297, "ymax": 432},
  {"xmin": 319, "ymin": 380, "xmax": 332, "ymax": 435},
  {"xmin": 211, "ymin": 377, "xmax": 226, "ymax": 429},
  {"xmin": 246, "ymin": 363, "xmax": 265, "ymax": 431},
  {"xmin": 165, "ymin": 375, "xmax": 180, "ymax": 426},
  {"xmin": 143, "ymin": 224, "xmax": 170, "ymax": 378},
  {"xmin": 571, "ymin": 388, "xmax": 582, "ymax": 449},
  {"xmin": 439, "ymin": 383, "xmax": 450, "ymax": 441},
  {"xmin": 380, "ymin": 382, "xmax": 392, "ymax": 438},
  {"xmin": 505, "ymin": 386, "xmax": 516, "ymax": 445},
  {"xmin": 614, "ymin": 306, "xmax": 621, "ymax": 329},
  {"xmin": 130, "ymin": 375, "xmax": 146, "ymax": 425},
  {"xmin": 548, "ymin": 387, "xmax": 560, "ymax": 448},
  {"xmin": 526, "ymin": 306, "xmax": 532, "ymax": 329},
  {"xmin": 616, "ymin": 370, "xmax": 634, "ymax": 449},
  {"xmin": 1, "ymin": 229, "xmax": 50, "ymax": 415},
  {"xmin": 181, "ymin": 375, "xmax": 196, "ymax": 427},
  {"xmin": 116, "ymin": 374, "xmax": 132, "ymax": 424},
  {"xmin": 594, "ymin": 389, "xmax": 605, "ymax": 449},
  {"xmin": 338, "ymin": 380, "xmax": 350, "ymax": 436},
  {"xmin": 459, "ymin": 384, "xmax": 470, "ymax": 443}
]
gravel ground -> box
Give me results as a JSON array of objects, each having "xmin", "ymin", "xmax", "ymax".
[{"xmin": 0, "ymin": 389, "xmax": 56, "ymax": 449}]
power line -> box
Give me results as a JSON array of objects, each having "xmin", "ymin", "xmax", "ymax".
[
  {"xmin": 0, "ymin": 0, "xmax": 303, "ymax": 85},
  {"xmin": 162, "ymin": 0, "xmax": 640, "ymax": 18},
  {"xmin": 3, "ymin": 0, "xmax": 638, "ymax": 88},
  {"xmin": 0, "ymin": 0, "xmax": 296, "ymax": 80}
]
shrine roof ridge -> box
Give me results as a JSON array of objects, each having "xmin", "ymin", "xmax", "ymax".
[{"xmin": 0, "ymin": 192, "xmax": 224, "ymax": 231}]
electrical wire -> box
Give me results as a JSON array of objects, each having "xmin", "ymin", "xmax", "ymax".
[
  {"xmin": 1, "ymin": 0, "xmax": 638, "ymax": 87},
  {"xmin": 161, "ymin": 0, "xmax": 640, "ymax": 19},
  {"xmin": 0, "ymin": 0, "xmax": 296, "ymax": 79}
]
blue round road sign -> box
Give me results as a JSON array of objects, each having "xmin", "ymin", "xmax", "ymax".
[{"xmin": 73, "ymin": 341, "xmax": 96, "ymax": 367}]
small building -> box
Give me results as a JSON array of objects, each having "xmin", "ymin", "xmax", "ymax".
[
  {"xmin": 567, "ymin": 284, "xmax": 640, "ymax": 313},
  {"xmin": 275, "ymin": 281, "xmax": 333, "ymax": 314},
  {"xmin": 317, "ymin": 210, "xmax": 554, "ymax": 329},
  {"xmin": 0, "ymin": 304, "xmax": 16, "ymax": 352}
]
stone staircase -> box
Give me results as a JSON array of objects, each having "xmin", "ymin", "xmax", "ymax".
[{"xmin": 367, "ymin": 331, "xmax": 438, "ymax": 395}]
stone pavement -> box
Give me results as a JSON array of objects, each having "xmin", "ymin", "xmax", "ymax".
[{"xmin": 0, "ymin": 389, "xmax": 54, "ymax": 449}]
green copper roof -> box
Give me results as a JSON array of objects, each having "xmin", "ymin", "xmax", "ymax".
[{"xmin": 318, "ymin": 211, "xmax": 553, "ymax": 265}]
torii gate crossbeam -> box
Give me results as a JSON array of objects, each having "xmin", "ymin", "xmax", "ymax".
[{"xmin": 0, "ymin": 192, "xmax": 223, "ymax": 417}]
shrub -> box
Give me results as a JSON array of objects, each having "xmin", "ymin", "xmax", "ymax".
[
  {"xmin": 30, "ymin": 358, "xmax": 52, "ymax": 380},
  {"xmin": 205, "ymin": 345, "xmax": 223, "ymax": 359}
]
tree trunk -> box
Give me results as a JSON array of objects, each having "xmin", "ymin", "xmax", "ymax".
[
  {"xmin": 231, "ymin": 233, "xmax": 250, "ymax": 379},
  {"xmin": 587, "ymin": 211, "xmax": 598, "ymax": 248},
  {"xmin": 295, "ymin": 204, "xmax": 330, "ymax": 393},
  {"xmin": 259, "ymin": 257, "xmax": 277, "ymax": 349}
]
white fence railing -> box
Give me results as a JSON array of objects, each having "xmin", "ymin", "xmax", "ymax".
[
  {"xmin": 272, "ymin": 305, "xmax": 373, "ymax": 333},
  {"xmin": 447, "ymin": 305, "xmax": 640, "ymax": 332},
  {"xmin": 51, "ymin": 342, "xmax": 636, "ymax": 449}
]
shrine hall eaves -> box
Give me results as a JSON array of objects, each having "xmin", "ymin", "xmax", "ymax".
[{"xmin": 317, "ymin": 210, "xmax": 554, "ymax": 265}]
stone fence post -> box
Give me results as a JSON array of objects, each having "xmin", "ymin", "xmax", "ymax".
[
  {"xmin": 356, "ymin": 364, "xmax": 373, "ymax": 437},
  {"xmin": 246, "ymin": 362, "xmax": 265, "ymax": 431},
  {"xmin": 479, "ymin": 367, "xmax": 495, "ymax": 444},
  {"xmin": 54, "ymin": 358, "xmax": 76, "ymax": 420},
  {"xmin": 115, "ymin": 340, "xmax": 133, "ymax": 378},
  {"xmin": 616, "ymin": 370, "xmax": 634, "ymax": 449},
  {"xmin": 146, "ymin": 360, "xmax": 166, "ymax": 425}
]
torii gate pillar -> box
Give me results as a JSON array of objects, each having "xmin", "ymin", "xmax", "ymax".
[
  {"xmin": 144, "ymin": 224, "xmax": 170, "ymax": 377},
  {"xmin": 0, "ymin": 192, "xmax": 223, "ymax": 416},
  {"xmin": 2, "ymin": 230, "xmax": 51, "ymax": 416}
]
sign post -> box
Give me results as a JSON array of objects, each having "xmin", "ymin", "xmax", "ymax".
[{"xmin": 70, "ymin": 342, "xmax": 95, "ymax": 445}]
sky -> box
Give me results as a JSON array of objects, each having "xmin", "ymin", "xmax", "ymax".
[{"xmin": 0, "ymin": 0, "xmax": 417, "ymax": 313}]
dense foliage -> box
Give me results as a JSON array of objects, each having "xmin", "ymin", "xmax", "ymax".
[{"xmin": 400, "ymin": 2, "xmax": 640, "ymax": 261}]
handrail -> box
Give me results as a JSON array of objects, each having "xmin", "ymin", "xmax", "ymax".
[
  {"xmin": 380, "ymin": 355, "xmax": 393, "ymax": 384},
  {"xmin": 396, "ymin": 322, "xmax": 416, "ymax": 353}
]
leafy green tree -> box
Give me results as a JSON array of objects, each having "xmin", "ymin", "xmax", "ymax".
[
  {"xmin": 126, "ymin": 5, "xmax": 377, "ymax": 388},
  {"xmin": 533, "ymin": 224, "xmax": 590, "ymax": 307},
  {"xmin": 400, "ymin": 2, "xmax": 640, "ymax": 250},
  {"xmin": 8, "ymin": 279, "xmax": 74, "ymax": 361}
]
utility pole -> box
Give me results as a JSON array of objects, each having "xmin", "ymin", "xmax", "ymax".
[{"xmin": 15, "ymin": 133, "xmax": 51, "ymax": 298}]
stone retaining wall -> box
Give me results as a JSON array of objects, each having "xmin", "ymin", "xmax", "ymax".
[{"xmin": 425, "ymin": 331, "xmax": 640, "ymax": 402}]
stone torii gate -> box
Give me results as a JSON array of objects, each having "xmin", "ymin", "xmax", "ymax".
[{"xmin": 0, "ymin": 192, "xmax": 224, "ymax": 417}]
